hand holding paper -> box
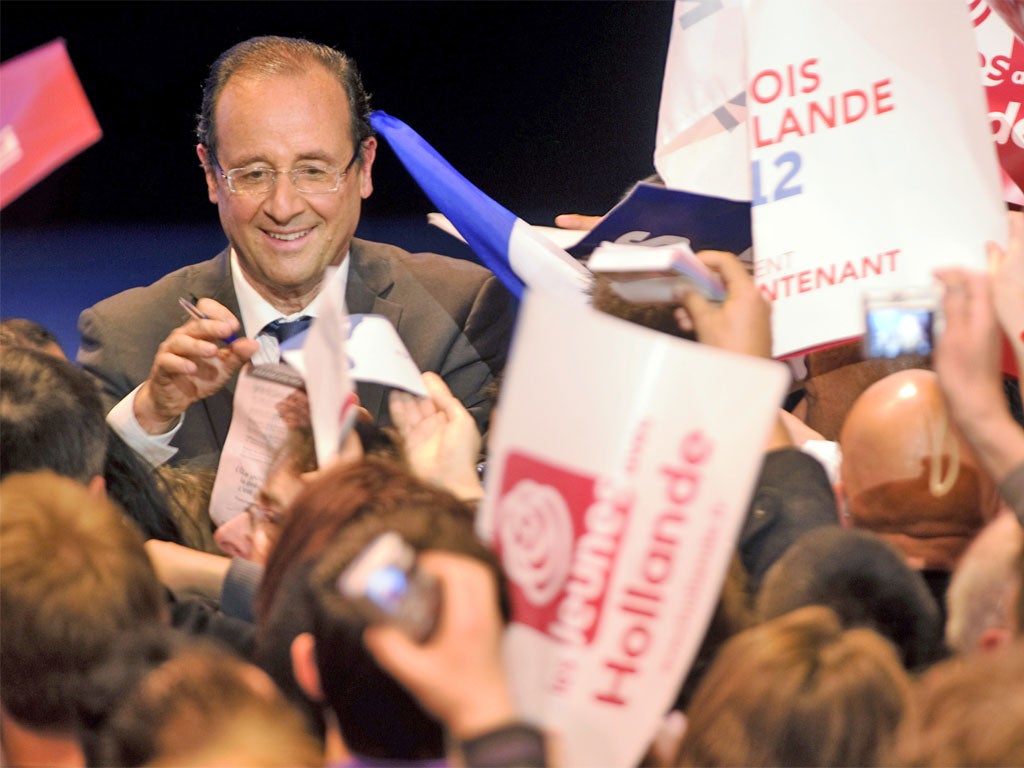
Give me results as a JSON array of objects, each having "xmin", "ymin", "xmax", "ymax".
[
  {"xmin": 554, "ymin": 213, "xmax": 604, "ymax": 232},
  {"xmin": 674, "ymin": 250, "xmax": 772, "ymax": 359}
]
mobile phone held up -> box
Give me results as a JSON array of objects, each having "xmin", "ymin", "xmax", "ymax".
[
  {"xmin": 337, "ymin": 531, "xmax": 441, "ymax": 643},
  {"xmin": 863, "ymin": 286, "xmax": 940, "ymax": 359}
]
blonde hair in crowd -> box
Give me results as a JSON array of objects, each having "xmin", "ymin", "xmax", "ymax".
[{"xmin": 675, "ymin": 605, "xmax": 912, "ymax": 767}]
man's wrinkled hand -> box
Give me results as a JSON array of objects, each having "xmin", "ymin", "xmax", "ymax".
[{"xmin": 135, "ymin": 299, "xmax": 258, "ymax": 433}]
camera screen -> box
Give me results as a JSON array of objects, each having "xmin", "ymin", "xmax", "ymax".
[
  {"xmin": 865, "ymin": 307, "xmax": 934, "ymax": 358},
  {"xmin": 364, "ymin": 565, "xmax": 409, "ymax": 615}
]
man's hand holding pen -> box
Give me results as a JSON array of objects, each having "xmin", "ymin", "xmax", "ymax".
[{"xmin": 134, "ymin": 298, "xmax": 259, "ymax": 435}]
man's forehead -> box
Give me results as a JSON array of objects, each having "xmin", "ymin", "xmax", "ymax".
[{"xmin": 214, "ymin": 67, "xmax": 354, "ymax": 140}]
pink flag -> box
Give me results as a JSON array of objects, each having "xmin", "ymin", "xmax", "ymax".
[{"xmin": 0, "ymin": 39, "xmax": 102, "ymax": 208}]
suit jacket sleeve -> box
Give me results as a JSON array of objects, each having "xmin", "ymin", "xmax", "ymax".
[
  {"xmin": 437, "ymin": 271, "xmax": 517, "ymax": 420},
  {"xmin": 76, "ymin": 252, "xmax": 237, "ymax": 466}
]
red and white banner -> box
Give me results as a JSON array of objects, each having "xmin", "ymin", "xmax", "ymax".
[
  {"xmin": 0, "ymin": 39, "xmax": 102, "ymax": 208},
  {"xmin": 655, "ymin": 1, "xmax": 1011, "ymax": 359},
  {"xmin": 477, "ymin": 291, "xmax": 789, "ymax": 767},
  {"xmin": 973, "ymin": 0, "xmax": 1024, "ymax": 204},
  {"xmin": 746, "ymin": 0, "xmax": 1006, "ymax": 358}
]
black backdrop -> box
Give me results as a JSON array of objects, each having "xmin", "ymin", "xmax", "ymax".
[
  {"xmin": 2, "ymin": 0, "xmax": 674, "ymax": 225},
  {"xmin": 0, "ymin": 1, "xmax": 674, "ymax": 353}
]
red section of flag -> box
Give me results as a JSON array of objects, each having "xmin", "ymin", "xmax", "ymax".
[{"xmin": 0, "ymin": 39, "xmax": 102, "ymax": 209}]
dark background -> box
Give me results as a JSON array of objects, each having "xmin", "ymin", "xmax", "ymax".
[{"xmin": 1, "ymin": 1, "xmax": 674, "ymax": 354}]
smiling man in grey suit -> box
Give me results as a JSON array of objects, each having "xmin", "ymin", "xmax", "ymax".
[{"xmin": 78, "ymin": 37, "xmax": 515, "ymax": 468}]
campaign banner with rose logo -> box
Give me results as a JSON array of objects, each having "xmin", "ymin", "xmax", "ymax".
[{"xmin": 477, "ymin": 291, "xmax": 789, "ymax": 768}]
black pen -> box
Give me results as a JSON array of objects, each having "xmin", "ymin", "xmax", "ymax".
[{"xmin": 178, "ymin": 296, "xmax": 241, "ymax": 344}]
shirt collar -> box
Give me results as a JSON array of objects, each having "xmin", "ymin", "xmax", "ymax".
[{"xmin": 229, "ymin": 249, "xmax": 350, "ymax": 336}]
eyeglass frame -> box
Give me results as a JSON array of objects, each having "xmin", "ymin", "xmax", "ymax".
[
  {"xmin": 244, "ymin": 498, "xmax": 286, "ymax": 529},
  {"xmin": 212, "ymin": 145, "xmax": 362, "ymax": 196}
]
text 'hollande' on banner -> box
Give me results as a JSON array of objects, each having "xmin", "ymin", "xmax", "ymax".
[
  {"xmin": 478, "ymin": 290, "xmax": 789, "ymax": 767},
  {"xmin": 0, "ymin": 38, "xmax": 102, "ymax": 209},
  {"xmin": 744, "ymin": 0, "xmax": 1006, "ymax": 358}
]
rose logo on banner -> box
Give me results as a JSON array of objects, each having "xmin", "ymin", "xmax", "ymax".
[
  {"xmin": 497, "ymin": 478, "xmax": 574, "ymax": 606},
  {"xmin": 495, "ymin": 451, "xmax": 633, "ymax": 647}
]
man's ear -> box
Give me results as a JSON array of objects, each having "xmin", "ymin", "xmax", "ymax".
[
  {"xmin": 196, "ymin": 144, "xmax": 219, "ymax": 204},
  {"xmin": 87, "ymin": 475, "xmax": 107, "ymax": 498},
  {"xmin": 357, "ymin": 136, "xmax": 377, "ymax": 200},
  {"xmin": 291, "ymin": 632, "xmax": 324, "ymax": 702}
]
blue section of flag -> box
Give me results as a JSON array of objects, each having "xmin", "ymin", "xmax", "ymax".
[
  {"xmin": 568, "ymin": 182, "xmax": 753, "ymax": 259},
  {"xmin": 370, "ymin": 111, "xmax": 526, "ymax": 299}
]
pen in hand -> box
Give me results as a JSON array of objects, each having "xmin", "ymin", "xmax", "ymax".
[{"xmin": 178, "ymin": 296, "xmax": 241, "ymax": 344}]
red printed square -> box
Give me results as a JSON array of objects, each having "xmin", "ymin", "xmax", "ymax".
[{"xmin": 494, "ymin": 451, "xmax": 628, "ymax": 646}]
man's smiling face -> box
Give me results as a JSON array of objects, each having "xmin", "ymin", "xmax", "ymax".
[{"xmin": 198, "ymin": 63, "xmax": 376, "ymax": 311}]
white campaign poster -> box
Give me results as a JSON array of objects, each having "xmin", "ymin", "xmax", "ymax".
[
  {"xmin": 744, "ymin": 0, "xmax": 1006, "ymax": 357},
  {"xmin": 300, "ymin": 288, "xmax": 358, "ymax": 468},
  {"xmin": 345, "ymin": 314, "xmax": 427, "ymax": 396},
  {"xmin": 477, "ymin": 291, "xmax": 789, "ymax": 768},
  {"xmin": 654, "ymin": 0, "xmax": 750, "ymax": 201}
]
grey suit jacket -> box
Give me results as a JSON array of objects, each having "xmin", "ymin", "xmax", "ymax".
[{"xmin": 78, "ymin": 238, "xmax": 516, "ymax": 466}]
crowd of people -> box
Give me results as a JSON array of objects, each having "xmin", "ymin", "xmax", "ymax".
[{"xmin": 2, "ymin": 33, "xmax": 1024, "ymax": 768}]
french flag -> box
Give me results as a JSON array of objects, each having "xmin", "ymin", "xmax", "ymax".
[{"xmin": 370, "ymin": 111, "xmax": 592, "ymax": 303}]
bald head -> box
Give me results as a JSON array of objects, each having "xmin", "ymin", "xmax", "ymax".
[
  {"xmin": 839, "ymin": 369, "xmax": 1001, "ymax": 570},
  {"xmin": 796, "ymin": 340, "xmax": 929, "ymax": 440}
]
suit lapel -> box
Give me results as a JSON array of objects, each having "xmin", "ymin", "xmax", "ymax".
[
  {"xmin": 209, "ymin": 251, "xmax": 242, "ymax": 325},
  {"xmin": 346, "ymin": 240, "xmax": 403, "ymax": 422},
  {"xmin": 191, "ymin": 248, "xmax": 241, "ymax": 447}
]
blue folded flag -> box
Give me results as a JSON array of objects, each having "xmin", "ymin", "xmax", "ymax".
[{"xmin": 370, "ymin": 110, "xmax": 591, "ymax": 303}]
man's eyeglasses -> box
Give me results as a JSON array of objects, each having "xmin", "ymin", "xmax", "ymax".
[{"xmin": 216, "ymin": 147, "xmax": 361, "ymax": 195}]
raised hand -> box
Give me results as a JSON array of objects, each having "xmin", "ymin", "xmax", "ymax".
[
  {"xmin": 674, "ymin": 249, "xmax": 773, "ymax": 359},
  {"xmin": 362, "ymin": 551, "xmax": 515, "ymax": 740},
  {"xmin": 389, "ymin": 372, "xmax": 484, "ymax": 503}
]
